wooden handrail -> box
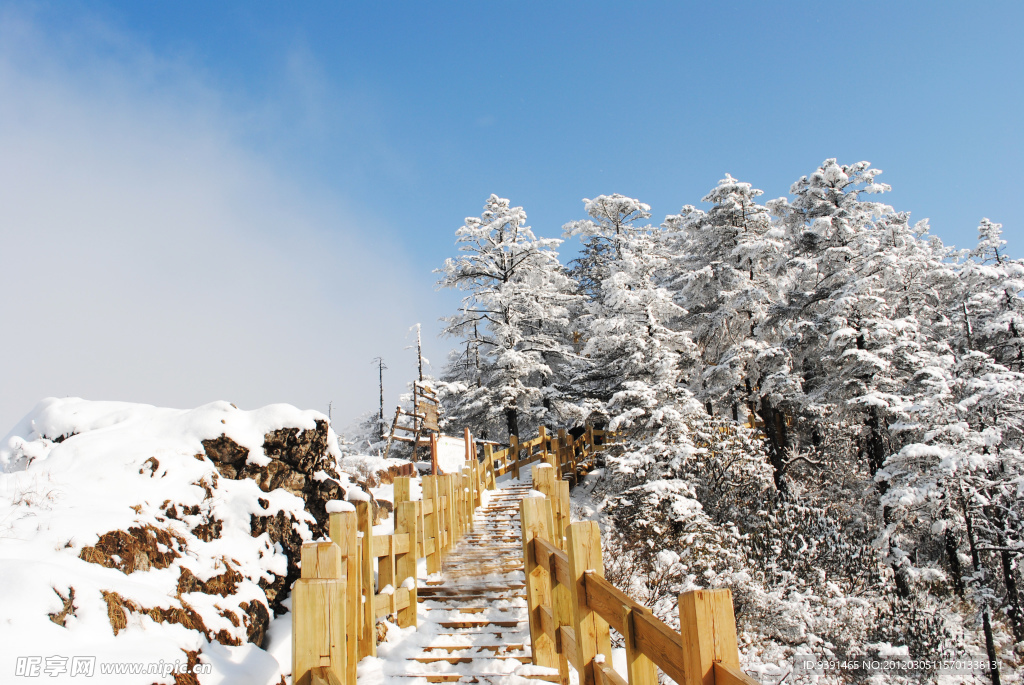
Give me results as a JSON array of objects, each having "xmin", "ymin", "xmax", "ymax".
[{"xmin": 521, "ymin": 463, "xmax": 759, "ymax": 685}]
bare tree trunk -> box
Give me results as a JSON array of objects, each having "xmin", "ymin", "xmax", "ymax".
[
  {"xmin": 505, "ymin": 406, "xmax": 520, "ymax": 443},
  {"xmin": 757, "ymin": 396, "xmax": 790, "ymax": 496},
  {"xmin": 943, "ymin": 525, "xmax": 965, "ymax": 597},
  {"xmin": 962, "ymin": 494, "xmax": 1001, "ymax": 685}
]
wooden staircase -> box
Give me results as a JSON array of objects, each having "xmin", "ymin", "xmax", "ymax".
[{"xmin": 387, "ymin": 481, "xmax": 558, "ymax": 684}]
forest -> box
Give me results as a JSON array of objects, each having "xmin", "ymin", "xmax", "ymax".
[{"xmin": 422, "ymin": 159, "xmax": 1024, "ymax": 682}]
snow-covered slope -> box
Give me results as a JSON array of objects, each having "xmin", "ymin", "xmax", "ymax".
[{"xmin": 0, "ymin": 398, "xmax": 365, "ymax": 684}]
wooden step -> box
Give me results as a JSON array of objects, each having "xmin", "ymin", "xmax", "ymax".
[
  {"xmin": 419, "ymin": 594, "xmax": 525, "ymax": 603},
  {"xmin": 438, "ymin": 620, "xmax": 522, "ymax": 628},
  {"xmin": 421, "ymin": 644, "xmax": 526, "ymax": 653},
  {"xmin": 402, "ymin": 673, "xmax": 557, "ymax": 683},
  {"xmin": 409, "ymin": 655, "xmax": 532, "ymax": 665}
]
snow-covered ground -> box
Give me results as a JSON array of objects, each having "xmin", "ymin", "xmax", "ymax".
[{"xmin": 0, "ymin": 397, "xmax": 369, "ymax": 684}]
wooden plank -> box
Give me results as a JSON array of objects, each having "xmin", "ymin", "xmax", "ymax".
[
  {"xmin": 395, "ymin": 586, "xmax": 410, "ymax": 612},
  {"xmin": 539, "ymin": 605, "xmax": 556, "ymax": 640},
  {"xmin": 622, "ymin": 605, "xmax": 657, "ymax": 685},
  {"xmin": 520, "ymin": 497, "xmax": 557, "ymax": 669},
  {"xmin": 633, "ymin": 610, "xmax": 686, "ymax": 685},
  {"xmin": 327, "ymin": 510, "xmax": 358, "ymax": 685},
  {"xmin": 300, "ymin": 542, "xmax": 343, "ymax": 580},
  {"xmin": 713, "ymin": 662, "xmax": 759, "ymax": 685},
  {"xmin": 372, "ymin": 535, "xmax": 393, "ymax": 553},
  {"xmin": 292, "ymin": 578, "xmax": 346, "ymax": 685},
  {"xmin": 559, "ymin": 625, "xmax": 581, "ymax": 671},
  {"xmin": 566, "ymin": 522, "xmax": 612, "ymax": 685},
  {"xmin": 392, "ymin": 533, "xmax": 411, "ymax": 556},
  {"xmin": 374, "ymin": 592, "xmax": 391, "ymax": 618},
  {"xmin": 534, "ymin": 537, "xmax": 571, "ymax": 589},
  {"xmin": 582, "ymin": 572, "xmax": 638, "ymax": 634}
]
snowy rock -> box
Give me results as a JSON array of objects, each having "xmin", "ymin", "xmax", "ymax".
[{"xmin": 0, "ymin": 398, "xmax": 361, "ymax": 682}]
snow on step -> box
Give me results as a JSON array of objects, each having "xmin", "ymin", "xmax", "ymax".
[{"xmin": 370, "ymin": 477, "xmax": 558, "ymax": 685}]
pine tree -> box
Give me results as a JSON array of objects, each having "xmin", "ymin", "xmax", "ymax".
[{"xmin": 436, "ymin": 194, "xmax": 576, "ymax": 440}]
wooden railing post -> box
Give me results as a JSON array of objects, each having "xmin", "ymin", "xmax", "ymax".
[
  {"xmin": 443, "ymin": 474, "xmax": 455, "ymax": 549},
  {"xmin": 521, "ymin": 496, "xmax": 558, "ymax": 669},
  {"xmin": 294, "ymin": 542, "xmax": 346, "ymax": 685},
  {"xmin": 557, "ymin": 480, "xmax": 570, "ymax": 550},
  {"xmin": 557, "ymin": 429, "xmax": 568, "ymax": 476},
  {"xmin": 422, "ymin": 476, "xmax": 442, "ymax": 574},
  {"xmin": 484, "ymin": 444, "xmax": 496, "ymax": 489},
  {"xmin": 566, "ymin": 521, "xmax": 612, "ymax": 685},
  {"xmin": 356, "ymin": 501, "xmax": 376, "ymax": 658},
  {"xmin": 679, "ymin": 589, "xmax": 742, "ymax": 685},
  {"xmin": 395, "ymin": 500, "xmax": 419, "ymax": 628},
  {"xmin": 621, "ymin": 606, "xmax": 657, "ymax": 685},
  {"xmin": 327, "ymin": 509, "xmax": 358, "ymax": 685},
  {"xmin": 462, "ymin": 467, "xmax": 474, "ymax": 532}
]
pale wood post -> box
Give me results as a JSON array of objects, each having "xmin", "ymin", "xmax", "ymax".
[
  {"xmin": 566, "ymin": 521, "xmax": 612, "ymax": 685},
  {"xmin": 678, "ymin": 589, "xmax": 742, "ymax": 685},
  {"xmin": 301, "ymin": 541, "xmax": 343, "ymax": 579},
  {"xmin": 539, "ymin": 425, "xmax": 547, "ymax": 459},
  {"xmin": 484, "ymin": 444, "xmax": 496, "ymax": 490},
  {"xmin": 430, "ymin": 432, "xmax": 438, "ymax": 476},
  {"xmin": 394, "ymin": 476, "xmax": 423, "ymax": 558},
  {"xmin": 533, "ymin": 463, "xmax": 556, "ymax": 499},
  {"xmin": 520, "ymin": 496, "xmax": 558, "ymax": 669},
  {"xmin": 395, "ymin": 500, "xmax": 419, "ymax": 628},
  {"xmin": 356, "ymin": 501, "xmax": 376, "ymax": 658},
  {"xmin": 511, "ymin": 435, "xmax": 520, "ymax": 481},
  {"xmin": 328, "ymin": 511, "xmax": 358, "ymax": 685},
  {"xmin": 445, "ymin": 474, "xmax": 457, "ymax": 548},
  {"xmin": 463, "ymin": 467, "xmax": 474, "ymax": 532},
  {"xmin": 622, "ymin": 606, "xmax": 658, "ymax": 685},
  {"xmin": 422, "ymin": 476, "xmax": 442, "ymax": 574},
  {"xmin": 557, "ymin": 480, "xmax": 571, "ymax": 550},
  {"xmin": 557, "ymin": 429, "xmax": 568, "ymax": 475},
  {"xmin": 292, "ymin": 576, "xmax": 346, "ymax": 685}
]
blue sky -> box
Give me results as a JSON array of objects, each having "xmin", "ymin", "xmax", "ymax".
[{"xmin": 0, "ymin": 1, "xmax": 1021, "ymax": 433}]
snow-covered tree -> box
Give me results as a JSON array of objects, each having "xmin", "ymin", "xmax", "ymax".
[
  {"xmin": 436, "ymin": 194, "xmax": 577, "ymax": 440},
  {"xmin": 663, "ymin": 175, "xmax": 793, "ymax": 490},
  {"xmin": 563, "ymin": 194, "xmax": 693, "ymax": 426}
]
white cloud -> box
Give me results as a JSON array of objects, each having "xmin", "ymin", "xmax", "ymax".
[{"xmin": 0, "ymin": 10, "xmax": 441, "ymax": 433}]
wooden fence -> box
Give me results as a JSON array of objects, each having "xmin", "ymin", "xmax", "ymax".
[
  {"xmin": 293, "ymin": 424, "xmax": 753, "ymax": 685},
  {"xmin": 522, "ymin": 462, "xmax": 760, "ymax": 685},
  {"xmin": 482, "ymin": 425, "xmax": 614, "ymax": 485},
  {"xmin": 292, "ymin": 458, "xmax": 486, "ymax": 685}
]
